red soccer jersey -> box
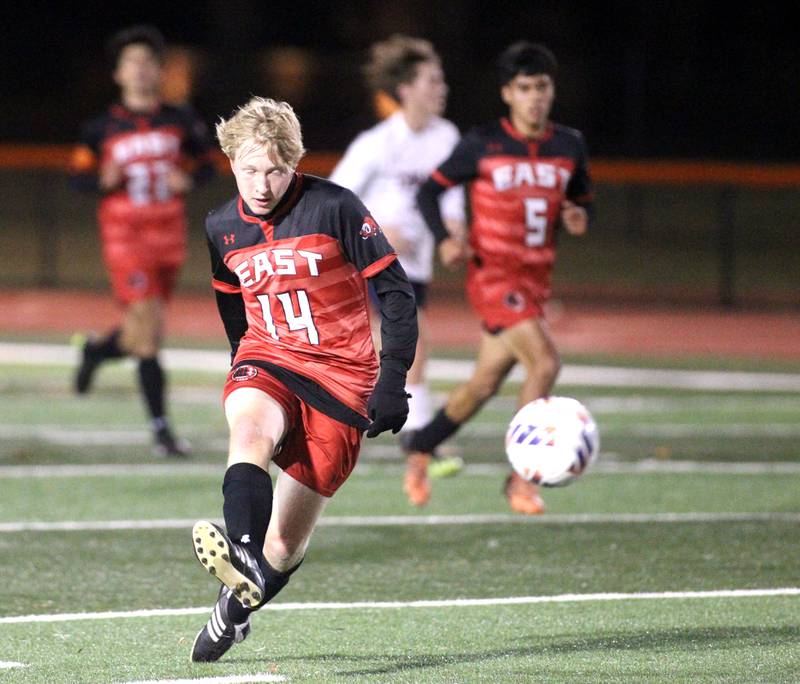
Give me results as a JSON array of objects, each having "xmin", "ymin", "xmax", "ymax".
[
  {"xmin": 430, "ymin": 118, "xmax": 593, "ymax": 328},
  {"xmin": 208, "ymin": 174, "xmax": 397, "ymax": 419},
  {"xmin": 71, "ymin": 103, "xmax": 214, "ymax": 264},
  {"xmin": 433, "ymin": 117, "xmax": 592, "ymax": 272}
]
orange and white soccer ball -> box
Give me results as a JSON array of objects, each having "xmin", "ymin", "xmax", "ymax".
[{"xmin": 505, "ymin": 396, "xmax": 599, "ymax": 486}]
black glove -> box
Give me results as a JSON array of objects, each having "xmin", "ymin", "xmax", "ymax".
[{"xmin": 366, "ymin": 362, "xmax": 410, "ymax": 438}]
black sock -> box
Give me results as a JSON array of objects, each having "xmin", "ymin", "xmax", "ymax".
[
  {"xmin": 222, "ymin": 463, "xmax": 272, "ymax": 560},
  {"xmin": 87, "ymin": 329, "xmax": 125, "ymax": 360},
  {"xmin": 226, "ymin": 556, "xmax": 304, "ymax": 624},
  {"xmin": 137, "ymin": 357, "xmax": 165, "ymax": 420},
  {"xmin": 407, "ymin": 408, "xmax": 461, "ymax": 453}
]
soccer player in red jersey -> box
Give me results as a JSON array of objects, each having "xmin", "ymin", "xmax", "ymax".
[
  {"xmin": 69, "ymin": 25, "xmax": 215, "ymax": 456},
  {"xmin": 189, "ymin": 97, "xmax": 417, "ymax": 662},
  {"xmin": 405, "ymin": 42, "xmax": 593, "ymax": 513}
]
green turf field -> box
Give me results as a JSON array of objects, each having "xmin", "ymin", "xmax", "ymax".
[{"xmin": 0, "ymin": 351, "xmax": 798, "ymax": 683}]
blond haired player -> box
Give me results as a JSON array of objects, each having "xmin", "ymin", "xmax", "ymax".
[{"xmin": 189, "ymin": 97, "xmax": 417, "ymax": 662}]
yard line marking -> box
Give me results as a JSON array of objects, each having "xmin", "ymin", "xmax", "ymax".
[
  {"xmin": 3, "ymin": 342, "xmax": 799, "ymax": 391},
  {"xmin": 0, "ymin": 661, "xmax": 25, "ymax": 669},
  {"xmin": 2, "ymin": 459, "xmax": 800, "ymax": 480},
  {"xmin": 7, "ymin": 419, "xmax": 800, "ymax": 447},
  {"xmin": 1, "ymin": 511, "xmax": 799, "ymax": 533},
  {"xmin": 0, "ymin": 424, "xmax": 228, "ymax": 451},
  {"xmin": 459, "ymin": 461, "xmax": 800, "ymax": 476},
  {"xmin": 2, "ymin": 588, "xmax": 798, "ymax": 625},
  {"xmin": 117, "ymin": 676, "xmax": 286, "ymax": 684},
  {"xmin": 453, "ymin": 422, "xmax": 800, "ymax": 438},
  {"xmin": 0, "ymin": 463, "xmax": 225, "ymax": 478}
]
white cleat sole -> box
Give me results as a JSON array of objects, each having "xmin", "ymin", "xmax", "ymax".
[{"xmin": 192, "ymin": 520, "xmax": 264, "ymax": 608}]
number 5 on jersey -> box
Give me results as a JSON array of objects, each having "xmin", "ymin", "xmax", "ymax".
[
  {"xmin": 256, "ymin": 291, "xmax": 320, "ymax": 345},
  {"xmin": 524, "ymin": 197, "xmax": 548, "ymax": 247}
]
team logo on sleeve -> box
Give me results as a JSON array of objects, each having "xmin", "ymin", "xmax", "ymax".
[
  {"xmin": 359, "ymin": 216, "xmax": 381, "ymax": 240},
  {"xmin": 232, "ymin": 365, "xmax": 258, "ymax": 382}
]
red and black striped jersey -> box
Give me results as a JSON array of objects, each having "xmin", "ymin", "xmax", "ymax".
[
  {"xmin": 208, "ymin": 173, "xmax": 399, "ymax": 422},
  {"xmin": 70, "ymin": 102, "xmax": 215, "ymax": 214},
  {"xmin": 430, "ymin": 117, "xmax": 593, "ymax": 268}
]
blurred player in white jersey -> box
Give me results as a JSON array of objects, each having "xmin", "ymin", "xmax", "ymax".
[{"xmin": 330, "ymin": 36, "xmax": 466, "ymax": 503}]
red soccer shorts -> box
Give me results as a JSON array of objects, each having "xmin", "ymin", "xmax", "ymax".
[
  {"xmin": 99, "ymin": 205, "xmax": 186, "ymax": 304},
  {"xmin": 466, "ymin": 259, "xmax": 552, "ymax": 332},
  {"xmin": 106, "ymin": 261, "xmax": 181, "ymax": 305},
  {"xmin": 223, "ymin": 364, "xmax": 362, "ymax": 497}
]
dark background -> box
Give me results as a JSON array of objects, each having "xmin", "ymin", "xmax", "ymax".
[{"xmin": 2, "ymin": 1, "xmax": 797, "ymax": 159}]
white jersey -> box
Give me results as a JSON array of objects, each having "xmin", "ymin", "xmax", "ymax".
[{"xmin": 330, "ymin": 111, "xmax": 465, "ymax": 283}]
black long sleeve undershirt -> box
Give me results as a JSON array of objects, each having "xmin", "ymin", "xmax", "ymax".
[
  {"xmin": 215, "ymin": 290, "xmax": 247, "ymax": 360},
  {"xmin": 416, "ymin": 177, "xmax": 451, "ymax": 245},
  {"xmin": 369, "ymin": 259, "xmax": 418, "ymax": 387}
]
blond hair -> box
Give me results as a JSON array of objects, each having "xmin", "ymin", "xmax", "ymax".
[
  {"xmin": 216, "ymin": 96, "xmax": 306, "ymax": 168},
  {"xmin": 364, "ymin": 35, "xmax": 439, "ymax": 99}
]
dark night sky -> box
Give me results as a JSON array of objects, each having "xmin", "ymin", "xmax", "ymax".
[{"xmin": 2, "ymin": 1, "xmax": 797, "ymax": 160}]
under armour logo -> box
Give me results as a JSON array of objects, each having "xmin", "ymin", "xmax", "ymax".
[
  {"xmin": 240, "ymin": 534, "xmax": 251, "ymax": 544},
  {"xmin": 223, "ymin": 233, "xmax": 236, "ymax": 245}
]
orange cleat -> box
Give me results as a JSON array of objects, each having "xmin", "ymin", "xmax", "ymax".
[
  {"xmin": 403, "ymin": 453, "xmax": 432, "ymax": 507},
  {"xmin": 504, "ymin": 471, "xmax": 546, "ymax": 515}
]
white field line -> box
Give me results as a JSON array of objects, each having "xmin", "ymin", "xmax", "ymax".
[
  {"xmin": 118, "ymin": 676, "xmax": 286, "ymax": 684},
  {"xmin": 452, "ymin": 422, "xmax": 800, "ymax": 438},
  {"xmin": 2, "ymin": 588, "xmax": 798, "ymax": 626},
  {"xmin": 0, "ymin": 661, "xmax": 25, "ymax": 669},
  {"xmin": 2, "ymin": 342, "xmax": 800, "ymax": 392},
  {"xmin": 1, "ymin": 511, "xmax": 799, "ymax": 534},
  {"xmin": 118, "ymin": 677, "xmax": 286, "ymax": 684},
  {"xmin": 3, "ymin": 420, "xmax": 800, "ymax": 452},
  {"xmin": 2, "ymin": 459, "xmax": 800, "ymax": 480}
]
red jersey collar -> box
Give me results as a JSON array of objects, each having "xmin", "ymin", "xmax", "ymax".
[
  {"xmin": 110, "ymin": 102, "xmax": 162, "ymax": 119},
  {"xmin": 501, "ymin": 117, "xmax": 554, "ymax": 143},
  {"xmin": 237, "ymin": 172, "xmax": 305, "ymax": 226}
]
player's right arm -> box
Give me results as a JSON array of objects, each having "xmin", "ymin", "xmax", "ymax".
[
  {"xmin": 416, "ymin": 130, "xmax": 482, "ymax": 267},
  {"xmin": 69, "ymin": 119, "xmax": 105, "ymax": 193},
  {"xmin": 207, "ymin": 226, "xmax": 247, "ymax": 362}
]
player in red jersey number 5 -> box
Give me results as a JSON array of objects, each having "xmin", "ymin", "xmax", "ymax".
[
  {"xmin": 189, "ymin": 97, "xmax": 417, "ymax": 662},
  {"xmin": 404, "ymin": 42, "xmax": 593, "ymax": 513}
]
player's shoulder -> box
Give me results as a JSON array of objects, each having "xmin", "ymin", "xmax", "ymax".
[
  {"xmin": 300, "ymin": 175, "xmax": 371, "ymax": 227},
  {"xmin": 551, "ymin": 122, "xmax": 586, "ymax": 144},
  {"xmin": 546, "ymin": 122, "xmax": 588, "ymax": 159},
  {"xmin": 80, "ymin": 109, "xmax": 114, "ymax": 136},
  {"xmin": 427, "ymin": 116, "xmax": 461, "ymax": 143},
  {"xmin": 349, "ymin": 117, "xmax": 393, "ymax": 148},
  {"xmin": 430, "ymin": 116, "xmax": 460, "ymax": 135},
  {"xmin": 205, "ymin": 196, "xmax": 240, "ymax": 235},
  {"xmin": 464, "ymin": 120, "xmax": 503, "ymax": 144},
  {"xmin": 303, "ymin": 174, "xmax": 362, "ymax": 207},
  {"xmin": 158, "ymin": 103, "xmax": 205, "ymax": 126}
]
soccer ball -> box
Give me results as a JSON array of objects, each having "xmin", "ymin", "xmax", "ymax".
[{"xmin": 505, "ymin": 396, "xmax": 599, "ymax": 487}]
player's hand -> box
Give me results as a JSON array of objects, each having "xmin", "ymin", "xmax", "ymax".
[
  {"xmin": 167, "ymin": 168, "xmax": 194, "ymax": 195},
  {"xmin": 366, "ymin": 381, "xmax": 410, "ymax": 438},
  {"xmin": 560, "ymin": 200, "xmax": 588, "ymax": 236},
  {"xmin": 99, "ymin": 161, "xmax": 123, "ymax": 191},
  {"xmin": 438, "ymin": 237, "xmax": 469, "ymax": 269}
]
